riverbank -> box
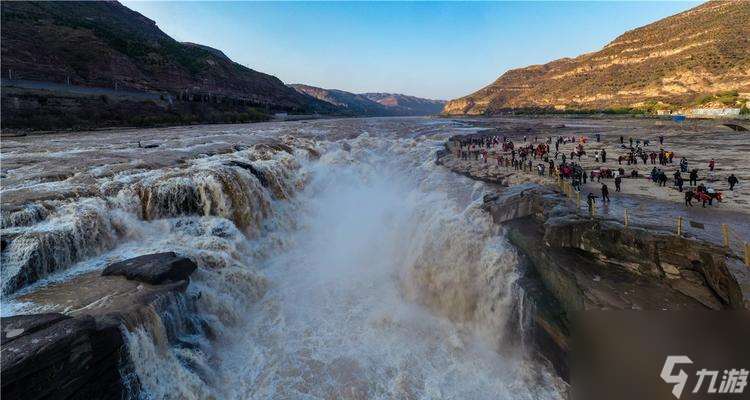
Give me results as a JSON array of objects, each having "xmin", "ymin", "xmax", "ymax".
[
  {"xmin": 451, "ymin": 115, "xmax": 750, "ymax": 212},
  {"xmin": 436, "ymin": 116, "xmax": 750, "ymax": 380}
]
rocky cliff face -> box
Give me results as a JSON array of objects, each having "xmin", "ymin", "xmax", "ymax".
[
  {"xmin": 444, "ymin": 1, "xmax": 750, "ymax": 114},
  {"xmin": 290, "ymin": 84, "xmax": 445, "ymax": 116},
  {"xmin": 0, "ymin": 1, "xmax": 327, "ymax": 110},
  {"xmin": 437, "ymin": 139, "xmax": 748, "ymax": 379},
  {"xmin": 0, "ymin": 1, "xmax": 340, "ymax": 130},
  {"xmin": 480, "ymin": 184, "xmax": 746, "ymax": 380}
]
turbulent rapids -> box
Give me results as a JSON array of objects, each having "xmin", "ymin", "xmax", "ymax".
[{"xmin": 1, "ymin": 118, "xmax": 564, "ymax": 399}]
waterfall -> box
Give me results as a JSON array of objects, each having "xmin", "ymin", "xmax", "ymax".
[
  {"xmin": 1, "ymin": 139, "xmax": 312, "ymax": 296},
  {"xmin": 1, "ymin": 120, "xmax": 564, "ymax": 399},
  {"xmin": 126, "ymin": 132, "xmax": 560, "ymax": 399}
]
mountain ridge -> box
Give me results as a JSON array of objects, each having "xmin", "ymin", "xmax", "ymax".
[
  {"xmin": 0, "ymin": 1, "xmax": 439, "ymax": 130},
  {"xmin": 0, "ymin": 1, "xmax": 329, "ymax": 113},
  {"xmin": 444, "ymin": 0, "xmax": 750, "ymax": 115},
  {"xmin": 290, "ymin": 84, "xmax": 445, "ymax": 116}
]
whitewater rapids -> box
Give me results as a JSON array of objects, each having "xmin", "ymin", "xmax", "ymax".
[{"xmin": 1, "ymin": 118, "xmax": 563, "ymax": 399}]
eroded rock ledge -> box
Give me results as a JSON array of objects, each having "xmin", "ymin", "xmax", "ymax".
[
  {"xmin": 1, "ymin": 252, "xmax": 199, "ymax": 400},
  {"xmin": 485, "ymin": 184, "xmax": 746, "ymax": 379},
  {"xmin": 440, "ymin": 140, "xmax": 748, "ymax": 381}
]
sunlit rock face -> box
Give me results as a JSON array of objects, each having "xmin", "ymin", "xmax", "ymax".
[{"xmin": 444, "ymin": 1, "xmax": 750, "ymax": 114}]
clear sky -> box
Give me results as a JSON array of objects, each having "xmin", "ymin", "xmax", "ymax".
[{"xmin": 122, "ymin": 1, "xmax": 700, "ymax": 100}]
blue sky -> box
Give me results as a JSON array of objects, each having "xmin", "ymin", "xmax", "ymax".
[{"xmin": 122, "ymin": 1, "xmax": 700, "ymax": 100}]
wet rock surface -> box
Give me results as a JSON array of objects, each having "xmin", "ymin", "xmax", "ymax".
[
  {"xmin": 482, "ymin": 185, "xmax": 746, "ymax": 310},
  {"xmin": 1, "ymin": 253, "xmax": 198, "ymax": 400},
  {"xmin": 440, "ymin": 128, "xmax": 749, "ymax": 382},
  {"xmin": 1, "ymin": 314, "xmax": 125, "ymax": 400},
  {"xmin": 478, "ymin": 183, "xmax": 748, "ymax": 381},
  {"xmin": 1, "ymin": 313, "xmax": 69, "ymax": 344},
  {"xmin": 102, "ymin": 251, "xmax": 197, "ymax": 285}
]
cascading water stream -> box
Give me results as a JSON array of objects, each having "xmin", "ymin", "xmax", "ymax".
[
  {"xmin": 127, "ymin": 132, "xmax": 563, "ymax": 399},
  {"xmin": 1, "ymin": 119, "xmax": 564, "ymax": 399}
]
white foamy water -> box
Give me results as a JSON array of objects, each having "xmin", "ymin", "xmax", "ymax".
[
  {"xmin": 2, "ymin": 119, "xmax": 563, "ymax": 399},
  {"xmin": 127, "ymin": 131, "xmax": 562, "ymax": 399}
]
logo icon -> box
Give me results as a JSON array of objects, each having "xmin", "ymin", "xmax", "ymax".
[{"xmin": 661, "ymin": 355, "xmax": 693, "ymax": 399}]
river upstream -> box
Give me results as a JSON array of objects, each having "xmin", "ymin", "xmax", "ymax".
[{"xmin": 1, "ymin": 118, "xmax": 563, "ymax": 399}]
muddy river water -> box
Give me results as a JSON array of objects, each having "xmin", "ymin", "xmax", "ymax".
[{"xmin": 1, "ymin": 118, "xmax": 563, "ymax": 399}]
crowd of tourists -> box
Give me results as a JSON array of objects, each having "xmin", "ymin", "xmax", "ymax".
[{"xmin": 451, "ymin": 132, "xmax": 740, "ymax": 210}]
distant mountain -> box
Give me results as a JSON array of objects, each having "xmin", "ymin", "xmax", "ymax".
[
  {"xmin": 444, "ymin": 1, "xmax": 750, "ymax": 115},
  {"xmin": 290, "ymin": 84, "xmax": 445, "ymax": 116},
  {"xmin": 1, "ymin": 1, "xmax": 337, "ymax": 130},
  {"xmin": 289, "ymin": 84, "xmax": 389, "ymax": 116},
  {"xmin": 361, "ymin": 93, "xmax": 446, "ymax": 116}
]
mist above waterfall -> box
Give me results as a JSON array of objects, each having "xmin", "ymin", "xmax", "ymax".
[
  {"xmin": 1, "ymin": 119, "xmax": 564, "ymax": 399},
  {"xmin": 166, "ymin": 133, "xmax": 559, "ymax": 399}
]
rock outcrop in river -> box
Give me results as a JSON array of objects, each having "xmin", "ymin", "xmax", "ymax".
[{"xmin": 1, "ymin": 253, "xmax": 199, "ymax": 400}]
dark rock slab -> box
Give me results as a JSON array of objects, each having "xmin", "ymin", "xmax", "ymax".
[
  {"xmin": 477, "ymin": 183, "xmax": 746, "ymax": 382},
  {"xmin": 1, "ymin": 313, "xmax": 70, "ymax": 344},
  {"xmin": 3, "ymin": 266, "xmax": 197, "ymax": 399},
  {"xmin": 102, "ymin": 252, "xmax": 197, "ymax": 285},
  {"xmin": 1, "ymin": 314, "xmax": 126, "ymax": 400}
]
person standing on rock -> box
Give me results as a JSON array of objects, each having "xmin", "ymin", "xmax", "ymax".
[
  {"xmin": 614, "ymin": 175, "xmax": 622, "ymax": 192},
  {"xmin": 601, "ymin": 184, "xmax": 610, "ymax": 203},
  {"xmin": 674, "ymin": 171, "xmax": 684, "ymax": 192},
  {"xmin": 601, "ymin": 149, "xmax": 607, "ymax": 163},
  {"xmin": 659, "ymin": 135, "xmax": 664, "ymax": 145},
  {"xmin": 708, "ymin": 159, "xmax": 715, "ymax": 172},
  {"xmin": 680, "ymin": 157, "xmax": 688, "ymax": 172},
  {"xmin": 728, "ymin": 174, "xmax": 739, "ymax": 190},
  {"xmin": 659, "ymin": 170, "xmax": 668, "ymax": 187},
  {"xmin": 689, "ymin": 169, "xmax": 699, "ymax": 187}
]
